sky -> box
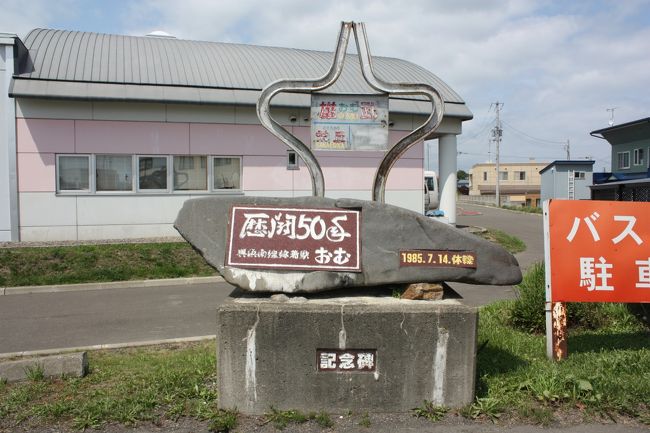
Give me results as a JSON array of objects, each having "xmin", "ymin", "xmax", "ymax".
[{"xmin": 3, "ymin": 0, "xmax": 650, "ymax": 172}]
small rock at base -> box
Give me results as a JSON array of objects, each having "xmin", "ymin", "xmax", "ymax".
[{"xmin": 400, "ymin": 283, "xmax": 444, "ymax": 300}]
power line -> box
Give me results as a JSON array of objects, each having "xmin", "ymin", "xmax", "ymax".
[{"xmin": 500, "ymin": 120, "xmax": 566, "ymax": 145}]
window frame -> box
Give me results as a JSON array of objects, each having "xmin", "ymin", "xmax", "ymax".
[
  {"xmin": 136, "ymin": 155, "xmax": 171, "ymax": 193},
  {"xmin": 55, "ymin": 153, "xmax": 244, "ymax": 195},
  {"xmin": 211, "ymin": 155, "xmax": 243, "ymax": 192},
  {"xmin": 287, "ymin": 150, "xmax": 299, "ymax": 170},
  {"xmin": 499, "ymin": 171, "xmax": 508, "ymax": 181},
  {"xmin": 95, "ymin": 154, "xmax": 135, "ymax": 194},
  {"xmin": 617, "ymin": 151, "xmax": 630, "ymax": 170},
  {"xmin": 172, "ymin": 155, "xmax": 208, "ymax": 192},
  {"xmin": 633, "ymin": 148, "xmax": 644, "ymax": 166},
  {"xmin": 56, "ymin": 154, "xmax": 92, "ymax": 193}
]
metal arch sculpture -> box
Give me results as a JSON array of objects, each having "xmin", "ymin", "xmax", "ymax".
[{"xmin": 256, "ymin": 21, "xmax": 445, "ymax": 202}]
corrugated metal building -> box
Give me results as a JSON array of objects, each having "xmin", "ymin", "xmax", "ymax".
[{"xmin": 0, "ymin": 28, "xmax": 472, "ymax": 242}]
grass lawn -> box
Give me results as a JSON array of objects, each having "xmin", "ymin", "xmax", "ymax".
[
  {"xmin": 0, "ymin": 243, "xmax": 216, "ymax": 287},
  {"xmin": 1, "ymin": 303, "xmax": 647, "ymax": 431},
  {"xmin": 478, "ymin": 228, "xmax": 526, "ymax": 254}
]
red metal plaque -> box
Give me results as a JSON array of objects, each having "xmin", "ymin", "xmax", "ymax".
[
  {"xmin": 226, "ymin": 205, "xmax": 361, "ymax": 272},
  {"xmin": 547, "ymin": 200, "xmax": 650, "ymax": 303}
]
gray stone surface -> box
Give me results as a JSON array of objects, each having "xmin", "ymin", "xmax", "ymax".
[
  {"xmin": 0, "ymin": 352, "xmax": 88, "ymax": 382},
  {"xmin": 175, "ymin": 196, "xmax": 522, "ymax": 293},
  {"xmin": 217, "ymin": 290, "xmax": 477, "ymax": 414}
]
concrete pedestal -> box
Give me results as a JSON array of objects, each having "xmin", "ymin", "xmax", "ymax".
[{"xmin": 217, "ymin": 290, "xmax": 477, "ymax": 414}]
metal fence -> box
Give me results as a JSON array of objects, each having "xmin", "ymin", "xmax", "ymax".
[{"xmin": 591, "ymin": 182, "xmax": 650, "ymax": 202}]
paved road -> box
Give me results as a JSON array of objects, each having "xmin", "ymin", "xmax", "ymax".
[
  {"xmin": 0, "ymin": 282, "xmax": 232, "ymax": 354},
  {"xmin": 0, "ymin": 204, "xmax": 543, "ymax": 354},
  {"xmin": 450, "ymin": 203, "xmax": 544, "ymax": 306}
]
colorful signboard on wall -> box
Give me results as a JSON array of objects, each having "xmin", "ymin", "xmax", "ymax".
[
  {"xmin": 311, "ymin": 94, "xmax": 389, "ymax": 151},
  {"xmin": 545, "ymin": 200, "xmax": 650, "ymax": 303},
  {"xmin": 226, "ymin": 205, "xmax": 361, "ymax": 272}
]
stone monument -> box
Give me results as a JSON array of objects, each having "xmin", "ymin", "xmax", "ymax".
[{"xmin": 175, "ymin": 22, "xmax": 521, "ymax": 414}]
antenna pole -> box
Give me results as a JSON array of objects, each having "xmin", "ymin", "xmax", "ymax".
[{"xmin": 606, "ymin": 107, "xmax": 617, "ymax": 126}]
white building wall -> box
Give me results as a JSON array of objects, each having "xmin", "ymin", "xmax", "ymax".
[{"xmin": 0, "ymin": 35, "xmax": 18, "ymax": 241}]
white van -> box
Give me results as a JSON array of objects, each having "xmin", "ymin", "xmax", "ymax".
[{"xmin": 424, "ymin": 170, "xmax": 439, "ymax": 211}]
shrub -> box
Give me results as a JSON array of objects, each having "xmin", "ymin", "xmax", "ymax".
[{"xmin": 509, "ymin": 262, "xmax": 611, "ymax": 333}]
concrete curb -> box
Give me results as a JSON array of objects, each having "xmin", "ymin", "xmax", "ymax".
[
  {"xmin": 0, "ymin": 352, "xmax": 88, "ymax": 382},
  {"xmin": 458, "ymin": 201, "xmax": 544, "ymax": 216},
  {"xmin": 0, "ymin": 335, "xmax": 216, "ymax": 359},
  {"xmin": 1, "ymin": 275, "xmax": 224, "ymax": 296}
]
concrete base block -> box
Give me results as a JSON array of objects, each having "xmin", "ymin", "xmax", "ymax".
[
  {"xmin": 0, "ymin": 352, "xmax": 88, "ymax": 383},
  {"xmin": 217, "ymin": 290, "xmax": 477, "ymax": 414}
]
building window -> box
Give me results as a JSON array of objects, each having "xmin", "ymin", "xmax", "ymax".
[
  {"xmin": 483, "ymin": 171, "xmax": 487, "ymax": 181},
  {"xmin": 57, "ymin": 155, "xmax": 90, "ymax": 191},
  {"xmin": 516, "ymin": 171, "xmax": 526, "ymax": 180},
  {"xmin": 499, "ymin": 171, "xmax": 508, "ymax": 181},
  {"xmin": 57, "ymin": 154, "xmax": 242, "ymax": 194},
  {"xmin": 213, "ymin": 157, "xmax": 241, "ymax": 190},
  {"xmin": 174, "ymin": 155, "xmax": 207, "ymax": 190},
  {"xmin": 287, "ymin": 151, "xmax": 299, "ymax": 170},
  {"xmin": 138, "ymin": 156, "xmax": 168, "ymax": 191},
  {"xmin": 633, "ymin": 148, "xmax": 644, "ymax": 166},
  {"xmin": 574, "ymin": 171, "xmax": 585, "ymax": 180},
  {"xmin": 617, "ymin": 151, "xmax": 630, "ymax": 169},
  {"xmin": 96, "ymin": 155, "xmax": 133, "ymax": 191}
]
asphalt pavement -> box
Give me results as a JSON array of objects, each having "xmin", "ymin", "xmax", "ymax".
[{"xmin": 0, "ymin": 203, "xmax": 543, "ymax": 355}]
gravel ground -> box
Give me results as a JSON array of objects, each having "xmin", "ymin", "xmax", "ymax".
[{"xmin": 4, "ymin": 412, "xmax": 647, "ymax": 433}]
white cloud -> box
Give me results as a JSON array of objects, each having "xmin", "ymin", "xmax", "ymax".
[{"xmin": 5, "ymin": 0, "xmax": 650, "ymax": 170}]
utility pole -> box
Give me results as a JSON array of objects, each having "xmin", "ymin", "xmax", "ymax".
[
  {"xmin": 565, "ymin": 139, "xmax": 571, "ymax": 160},
  {"xmin": 491, "ymin": 102, "xmax": 503, "ymax": 207}
]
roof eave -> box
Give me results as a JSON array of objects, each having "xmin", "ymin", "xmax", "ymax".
[{"xmin": 9, "ymin": 78, "xmax": 473, "ymax": 119}]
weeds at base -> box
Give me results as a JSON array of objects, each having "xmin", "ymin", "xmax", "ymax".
[
  {"xmin": 358, "ymin": 412, "xmax": 371, "ymax": 427},
  {"xmin": 262, "ymin": 407, "xmax": 332, "ymax": 430},
  {"xmin": 208, "ymin": 409, "xmax": 238, "ymax": 432},
  {"xmin": 460, "ymin": 397, "xmax": 502, "ymax": 422},
  {"xmin": 412, "ymin": 400, "xmax": 448, "ymax": 422}
]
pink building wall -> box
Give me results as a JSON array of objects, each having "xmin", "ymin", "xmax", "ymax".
[{"xmin": 17, "ymin": 118, "xmax": 424, "ymax": 194}]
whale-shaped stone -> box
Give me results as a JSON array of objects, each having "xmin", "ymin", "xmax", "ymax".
[{"xmin": 174, "ymin": 196, "xmax": 522, "ymax": 293}]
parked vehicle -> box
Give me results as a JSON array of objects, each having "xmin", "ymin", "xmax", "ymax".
[{"xmin": 424, "ymin": 171, "xmax": 439, "ymax": 210}]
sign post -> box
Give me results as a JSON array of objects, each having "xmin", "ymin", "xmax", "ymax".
[{"xmin": 544, "ymin": 199, "xmax": 650, "ymax": 361}]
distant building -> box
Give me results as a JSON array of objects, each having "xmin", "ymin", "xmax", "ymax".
[
  {"xmin": 468, "ymin": 161, "xmax": 548, "ymax": 207},
  {"xmin": 539, "ymin": 160, "xmax": 595, "ymax": 202},
  {"xmin": 590, "ymin": 117, "xmax": 650, "ymax": 201}
]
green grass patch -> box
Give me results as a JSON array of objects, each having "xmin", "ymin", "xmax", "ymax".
[
  {"xmin": 0, "ymin": 342, "xmax": 231, "ymax": 431},
  {"xmin": 262, "ymin": 407, "xmax": 333, "ymax": 430},
  {"xmin": 0, "ymin": 242, "xmax": 216, "ymax": 287},
  {"xmin": 476, "ymin": 301, "xmax": 650, "ymax": 425},
  {"xmin": 501, "ymin": 205, "xmax": 543, "ymax": 214},
  {"xmin": 478, "ymin": 228, "xmax": 526, "ymax": 254},
  {"xmin": 412, "ymin": 400, "xmax": 448, "ymax": 421}
]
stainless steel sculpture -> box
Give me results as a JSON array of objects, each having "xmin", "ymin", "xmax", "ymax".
[{"xmin": 256, "ymin": 21, "xmax": 444, "ymax": 202}]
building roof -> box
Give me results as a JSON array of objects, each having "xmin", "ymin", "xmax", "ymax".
[
  {"xmin": 9, "ymin": 28, "xmax": 472, "ymax": 119},
  {"xmin": 471, "ymin": 161, "xmax": 548, "ymax": 169},
  {"xmin": 539, "ymin": 160, "xmax": 595, "ymax": 175},
  {"xmin": 590, "ymin": 117, "xmax": 650, "ymax": 136}
]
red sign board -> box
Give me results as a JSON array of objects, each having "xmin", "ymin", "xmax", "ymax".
[
  {"xmin": 226, "ymin": 205, "xmax": 361, "ymax": 272},
  {"xmin": 546, "ymin": 200, "xmax": 650, "ymax": 303}
]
